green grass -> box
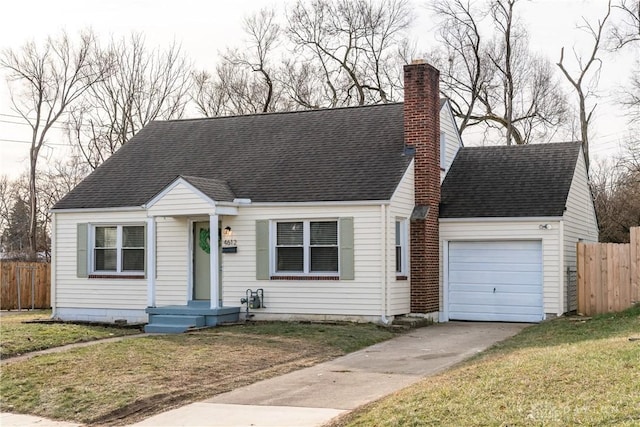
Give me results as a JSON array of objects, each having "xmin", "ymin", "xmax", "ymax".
[
  {"xmin": 0, "ymin": 311, "xmax": 141, "ymax": 358},
  {"xmin": 332, "ymin": 306, "xmax": 640, "ymax": 427},
  {"xmin": 224, "ymin": 320, "xmax": 395, "ymax": 353},
  {"xmin": 0, "ymin": 321, "xmax": 396, "ymax": 425}
]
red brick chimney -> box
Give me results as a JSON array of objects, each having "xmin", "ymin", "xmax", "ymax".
[{"xmin": 404, "ymin": 60, "xmax": 440, "ymax": 314}]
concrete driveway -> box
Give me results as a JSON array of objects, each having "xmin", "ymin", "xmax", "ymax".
[{"xmin": 130, "ymin": 321, "xmax": 528, "ymax": 427}]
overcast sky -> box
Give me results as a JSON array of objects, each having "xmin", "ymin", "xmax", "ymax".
[{"xmin": 1, "ymin": 0, "xmax": 637, "ymax": 179}]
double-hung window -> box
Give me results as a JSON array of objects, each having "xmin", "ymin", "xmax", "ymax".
[
  {"xmin": 275, "ymin": 220, "xmax": 338, "ymax": 274},
  {"xmin": 93, "ymin": 225, "xmax": 145, "ymax": 274},
  {"xmin": 395, "ymin": 219, "xmax": 408, "ymax": 276}
]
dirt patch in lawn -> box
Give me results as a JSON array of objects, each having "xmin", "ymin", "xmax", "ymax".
[
  {"xmin": 1, "ymin": 322, "xmax": 395, "ymax": 425},
  {"xmin": 0, "ymin": 310, "xmax": 141, "ymax": 358}
]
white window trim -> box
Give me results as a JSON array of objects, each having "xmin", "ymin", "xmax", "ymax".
[
  {"xmin": 90, "ymin": 224, "xmax": 145, "ymax": 275},
  {"xmin": 270, "ymin": 219, "xmax": 339, "ymax": 276},
  {"xmin": 395, "ymin": 218, "xmax": 408, "ymax": 275}
]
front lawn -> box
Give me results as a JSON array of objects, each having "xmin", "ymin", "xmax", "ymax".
[
  {"xmin": 0, "ymin": 311, "xmax": 141, "ymax": 358},
  {"xmin": 330, "ymin": 306, "xmax": 640, "ymax": 427},
  {"xmin": 0, "ymin": 321, "xmax": 395, "ymax": 425}
]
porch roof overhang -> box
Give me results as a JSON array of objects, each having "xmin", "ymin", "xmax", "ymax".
[{"xmin": 144, "ymin": 175, "xmax": 240, "ymax": 216}]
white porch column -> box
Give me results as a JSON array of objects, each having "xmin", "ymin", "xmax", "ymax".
[
  {"xmin": 146, "ymin": 216, "xmax": 156, "ymax": 307},
  {"xmin": 210, "ymin": 214, "xmax": 220, "ymax": 309}
]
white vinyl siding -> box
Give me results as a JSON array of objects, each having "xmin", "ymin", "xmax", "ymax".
[
  {"xmin": 439, "ymin": 101, "xmax": 463, "ymax": 180},
  {"xmin": 440, "ymin": 219, "xmax": 562, "ymax": 319},
  {"xmin": 222, "ymin": 204, "xmax": 385, "ymax": 316},
  {"xmin": 155, "ymin": 216, "xmax": 191, "ymax": 306},
  {"xmin": 147, "ymin": 181, "xmax": 215, "ymax": 217},
  {"xmin": 53, "ymin": 210, "xmax": 148, "ymax": 318},
  {"xmin": 562, "ymin": 151, "xmax": 599, "ymax": 311},
  {"xmin": 388, "ymin": 162, "xmax": 414, "ymax": 314}
]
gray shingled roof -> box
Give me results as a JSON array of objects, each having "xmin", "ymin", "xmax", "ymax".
[
  {"xmin": 54, "ymin": 103, "xmax": 411, "ymax": 209},
  {"xmin": 440, "ymin": 142, "xmax": 582, "ymax": 218},
  {"xmin": 179, "ymin": 176, "xmax": 236, "ymax": 202}
]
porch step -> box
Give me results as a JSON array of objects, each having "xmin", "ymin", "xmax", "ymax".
[
  {"xmin": 144, "ymin": 305, "xmax": 241, "ymax": 333},
  {"xmin": 149, "ymin": 314, "xmax": 206, "ymax": 327},
  {"xmin": 144, "ymin": 314, "xmax": 206, "ymax": 334}
]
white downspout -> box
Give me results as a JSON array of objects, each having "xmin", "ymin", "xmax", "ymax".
[
  {"xmin": 380, "ymin": 204, "xmax": 391, "ymax": 325},
  {"xmin": 558, "ymin": 220, "xmax": 565, "ymax": 317},
  {"xmin": 146, "ymin": 216, "xmax": 156, "ymax": 308}
]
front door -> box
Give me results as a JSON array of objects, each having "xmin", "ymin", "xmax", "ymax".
[{"xmin": 193, "ymin": 221, "xmax": 211, "ymax": 300}]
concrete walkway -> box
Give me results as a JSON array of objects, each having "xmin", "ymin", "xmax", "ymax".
[
  {"xmin": 132, "ymin": 322, "xmax": 526, "ymax": 427},
  {"xmin": 1, "ymin": 322, "xmax": 527, "ymax": 427}
]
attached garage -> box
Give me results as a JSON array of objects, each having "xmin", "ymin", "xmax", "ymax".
[
  {"xmin": 447, "ymin": 240, "xmax": 543, "ymax": 322},
  {"xmin": 439, "ymin": 143, "xmax": 598, "ymax": 322}
]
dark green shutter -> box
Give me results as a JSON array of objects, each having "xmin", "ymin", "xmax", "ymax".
[
  {"xmin": 339, "ymin": 217, "xmax": 354, "ymax": 280},
  {"xmin": 256, "ymin": 220, "xmax": 269, "ymax": 280},
  {"xmin": 77, "ymin": 223, "xmax": 88, "ymax": 278}
]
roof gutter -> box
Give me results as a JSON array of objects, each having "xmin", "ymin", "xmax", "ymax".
[
  {"xmin": 249, "ymin": 200, "xmax": 391, "ymax": 207},
  {"xmin": 439, "ymin": 216, "xmax": 564, "ymax": 223},
  {"xmin": 50, "ymin": 205, "xmax": 146, "ymax": 214}
]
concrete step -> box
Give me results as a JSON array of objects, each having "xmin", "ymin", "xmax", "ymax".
[{"xmin": 392, "ymin": 316, "xmax": 434, "ymax": 329}]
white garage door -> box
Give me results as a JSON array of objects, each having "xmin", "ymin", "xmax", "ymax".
[{"xmin": 448, "ymin": 240, "xmax": 543, "ymax": 322}]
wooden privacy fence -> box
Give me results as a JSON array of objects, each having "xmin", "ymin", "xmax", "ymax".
[
  {"xmin": 0, "ymin": 262, "xmax": 51, "ymax": 310},
  {"xmin": 577, "ymin": 227, "xmax": 640, "ymax": 316}
]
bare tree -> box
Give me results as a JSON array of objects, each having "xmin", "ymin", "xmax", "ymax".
[
  {"xmin": 191, "ymin": 70, "xmax": 231, "ymax": 117},
  {"xmin": 624, "ymin": 65, "xmax": 640, "ymax": 119},
  {"xmin": 1, "ymin": 30, "xmax": 106, "ymax": 259},
  {"xmin": 430, "ymin": 0, "xmax": 568, "ymax": 145},
  {"xmin": 610, "ymin": 0, "xmax": 640, "ymax": 119},
  {"xmin": 557, "ymin": 1, "xmax": 612, "ymax": 169},
  {"xmin": 611, "ymin": 0, "xmax": 640, "ymax": 48},
  {"xmin": 286, "ymin": 0, "xmax": 413, "ymax": 107},
  {"xmin": 69, "ymin": 33, "xmax": 192, "ymax": 169},
  {"xmin": 192, "ymin": 8, "xmax": 290, "ymax": 117},
  {"xmin": 429, "ymin": 0, "xmax": 487, "ymax": 135},
  {"xmin": 224, "ymin": 8, "xmax": 283, "ymax": 113},
  {"xmin": 591, "ymin": 136, "xmax": 640, "ymax": 242},
  {"xmin": 0, "ymin": 176, "xmax": 11, "ymax": 243},
  {"xmin": 37, "ymin": 155, "xmax": 90, "ymax": 260}
]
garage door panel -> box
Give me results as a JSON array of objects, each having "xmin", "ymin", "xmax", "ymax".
[
  {"xmin": 449, "ymin": 303, "xmax": 543, "ymax": 315},
  {"xmin": 447, "ymin": 311, "xmax": 542, "ymax": 323},
  {"xmin": 450, "ymin": 284, "xmax": 543, "ymax": 295},
  {"xmin": 449, "ymin": 292, "xmax": 542, "ymax": 306},
  {"xmin": 451, "ymin": 245, "xmax": 541, "ymax": 259},
  {"xmin": 448, "ymin": 240, "xmax": 543, "ymax": 323},
  {"xmin": 449, "ymin": 262, "xmax": 542, "ymax": 272},
  {"xmin": 450, "ymin": 271, "xmax": 543, "ymax": 285}
]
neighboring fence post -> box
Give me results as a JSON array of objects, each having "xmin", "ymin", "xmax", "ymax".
[
  {"xmin": 632, "ymin": 227, "xmax": 639, "ymax": 304},
  {"xmin": 16, "ymin": 265, "xmax": 22, "ymax": 311},
  {"xmin": 577, "ymin": 242, "xmax": 585, "ymax": 315}
]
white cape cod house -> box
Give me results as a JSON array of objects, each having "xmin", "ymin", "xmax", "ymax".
[{"xmin": 50, "ymin": 62, "xmax": 597, "ymax": 332}]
